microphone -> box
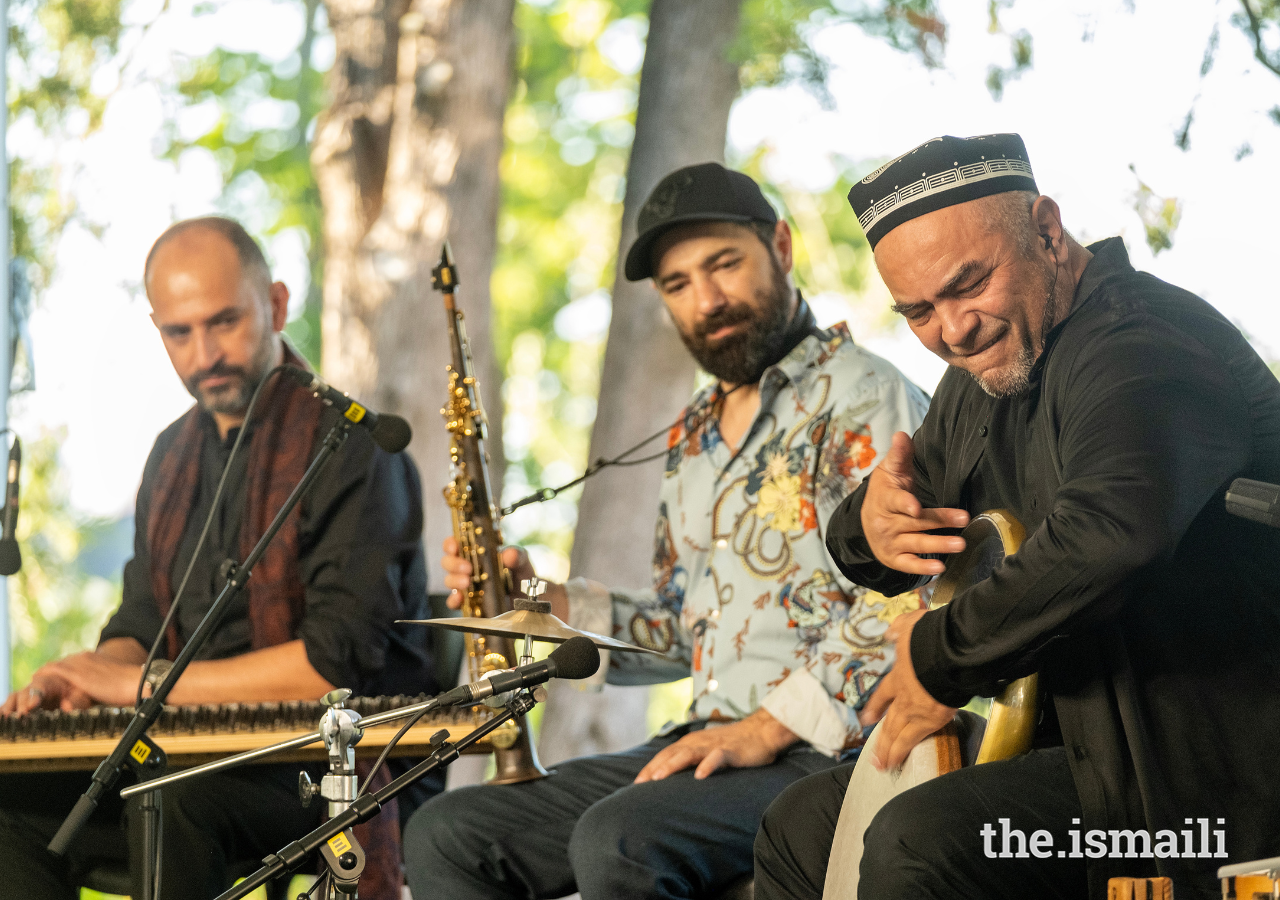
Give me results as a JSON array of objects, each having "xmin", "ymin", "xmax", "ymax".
[
  {"xmin": 1226, "ymin": 478, "xmax": 1280, "ymax": 528},
  {"xmin": 283, "ymin": 367, "xmax": 412, "ymax": 453},
  {"xmin": 440, "ymin": 636, "xmax": 600, "ymax": 706},
  {"xmin": 0, "ymin": 437, "xmax": 22, "ymax": 576}
]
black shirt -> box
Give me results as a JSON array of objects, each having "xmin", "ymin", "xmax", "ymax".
[
  {"xmin": 826, "ymin": 239, "xmax": 1280, "ymax": 898},
  {"xmin": 100, "ymin": 406, "xmax": 437, "ymax": 698}
]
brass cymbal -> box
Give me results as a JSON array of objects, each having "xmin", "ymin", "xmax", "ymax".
[{"xmin": 398, "ymin": 610, "xmax": 666, "ymax": 656}]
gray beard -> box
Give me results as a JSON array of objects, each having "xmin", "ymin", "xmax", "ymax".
[
  {"xmin": 970, "ymin": 340, "xmax": 1035, "ymax": 398},
  {"xmin": 970, "ymin": 258, "xmax": 1060, "ymax": 399}
]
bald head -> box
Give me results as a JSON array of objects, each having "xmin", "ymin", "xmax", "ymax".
[
  {"xmin": 145, "ymin": 218, "xmax": 289, "ymax": 436},
  {"xmin": 145, "ymin": 217, "xmax": 272, "ymax": 301}
]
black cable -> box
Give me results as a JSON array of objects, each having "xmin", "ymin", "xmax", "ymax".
[
  {"xmin": 353, "ymin": 704, "xmax": 434, "ymax": 801},
  {"xmin": 499, "ymin": 381, "xmax": 744, "ymax": 516},
  {"xmin": 301, "ymin": 868, "xmax": 329, "ymax": 900},
  {"xmin": 134, "ymin": 363, "xmax": 294, "ymax": 709}
]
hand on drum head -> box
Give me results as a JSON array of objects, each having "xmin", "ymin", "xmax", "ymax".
[
  {"xmin": 861, "ymin": 431, "xmax": 970, "ymax": 576},
  {"xmin": 857, "ymin": 609, "xmax": 956, "ymax": 771}
]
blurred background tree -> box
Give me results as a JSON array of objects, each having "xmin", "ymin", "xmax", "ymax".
[
  {"xmin": 6, "ymin": 0, "xmax": 128, "ymax": 690},
  {"xmin": 161, "ymin": 0, "xmax": 327, "ymax": 364},
  {"xmin": 8, "ymin": 0, "xmax": 1280, "ymax": 759},
  {"xmin": 8, "ymin": 0, "xmax": 125, "ymax": 293},
  {"xmin": 8, "ymin": 432, "xmax": 120, "ymax": 689}
]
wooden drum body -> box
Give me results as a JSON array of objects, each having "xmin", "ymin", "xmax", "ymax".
[{"xmin": 823, "ymin": 510, "xmax": 1035, "ymax": 899}]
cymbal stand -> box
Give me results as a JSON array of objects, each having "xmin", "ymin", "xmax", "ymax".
[{"xmin": 516, "ymin": 578, "xmax": 550, "ymax": 666}]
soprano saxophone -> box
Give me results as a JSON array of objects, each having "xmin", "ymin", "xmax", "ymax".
[{"xmin": 432, "ymin": 243, "xmax": 549, "ymax": 785}]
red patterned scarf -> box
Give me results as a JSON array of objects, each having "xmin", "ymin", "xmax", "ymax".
[{"xmin": 146, "ymin": 345, "xmax": 322, "ymax": 660}]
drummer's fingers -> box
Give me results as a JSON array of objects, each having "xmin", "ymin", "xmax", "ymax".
[{"xmin": 858, "ymin": 670, "xmax": 899, "ymax": 726}]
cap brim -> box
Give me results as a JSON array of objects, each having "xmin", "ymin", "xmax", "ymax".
[{"xmin": 623, "ymin": 213, "xmax": 756, "ymax": 282}]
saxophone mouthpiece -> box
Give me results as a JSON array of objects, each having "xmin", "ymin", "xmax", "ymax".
[{"xmin": 432, "ymin": 241, "xmax": 459, "ymax": 292}]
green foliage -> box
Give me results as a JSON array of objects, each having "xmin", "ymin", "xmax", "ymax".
[
  {"xmin": 160, "ymin": 0, "xmax": 327, "ymax": 365},
  {"xmin": 495, "ymin": 1, "xmax": 886, "ymax": 574},
  {"xmin": 1129, "ymin": 165, "xmax": 1182, "ymax": 257},
  {"xmin": 982, "ymin": 0, "xmax": 1032, "ymax": 101},
  {"xmin": 494, "ymin": 0, "xmax": 648, "ymax": 567},
  {"xmin": 1234, "ymin": 0, "xmax": 1280, "ymax": 79},
  {"xmin": 735, "ymin": 0, "xmax": 945, "ymax": 96},
  {"xmin": 9, "ymin": 432, "xmax": 121, "ymax": 688},
  {"xmin": 7, "ymin": 0, "xmax": 126, "ymax": 288}
]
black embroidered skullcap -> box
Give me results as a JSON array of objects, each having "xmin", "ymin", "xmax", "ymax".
[
  {"xmin": 624, "ymin": 162, "xmax": 778, "ymax": 281},
  {"xmin": 847, "ymin": 133, "xmax": 1038, "ymax": 249}
]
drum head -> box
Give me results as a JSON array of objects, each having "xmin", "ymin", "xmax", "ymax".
[{"xmin": 929, "ymin": 510, "xmax": 1025, "ymax": 610}]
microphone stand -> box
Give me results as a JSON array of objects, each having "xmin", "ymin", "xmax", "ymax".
[
  {"xmin": 213, "ymin": 690, "xmax": 540, "ymax": 900},
  {"xmin": 46, "ymin": 418, "xmax": 356, "ymax": 895}
]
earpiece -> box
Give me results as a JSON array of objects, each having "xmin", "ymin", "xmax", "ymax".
[{"xmin": 1040, "ymin": 233, "xmax": 1053, "ymax": 251}]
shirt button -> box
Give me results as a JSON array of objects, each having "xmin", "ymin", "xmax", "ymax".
[
  {"xmin": 715, "ymin": 538, "xmax": 728, "ymax": 549},
  {"xmin": 979, "ymin": 425, "xmax": 989, "ymax": 437},
  {"xmin": 707, "ymin": 679, "xmax": 719, "ymax": 692},
  {"xmin": 710, "ymin": 609, "xmax": 720, "ymax": 620}
]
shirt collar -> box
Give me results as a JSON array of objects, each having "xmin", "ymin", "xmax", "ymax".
[
  {"xmin": 767, "ymin": 309, "xmax": 852, "ymax": 390},
  {"xmin": 687, "ymin": 297, "xmax": 853, "ymax": 414},
  {"xmin": 1031, "ymin": 236, "xmax": 1131, "ymax": 381}
]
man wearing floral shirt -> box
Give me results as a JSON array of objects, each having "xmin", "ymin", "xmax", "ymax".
[{"xmin": 403, "ymin": 163, "xmax": 929, "ymax": 900}]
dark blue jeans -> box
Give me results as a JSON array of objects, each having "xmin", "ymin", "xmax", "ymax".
[{"xmin": 403, "ymin": 724, "xmax": 841, "ymax": 900}]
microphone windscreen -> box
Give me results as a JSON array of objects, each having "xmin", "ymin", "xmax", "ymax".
[
  {"xmin": 549, "ymin": 636, "xmax": 600, "ymax": 681},
  {"xmin": 372, "ymin": 414, "xmax": 413, "ymax": 453},
  {"xmin": 0, "ymin": 540, "xmax": 21, "ymax": 577}
]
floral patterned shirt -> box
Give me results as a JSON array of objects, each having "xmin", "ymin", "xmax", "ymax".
[{"xmin": 567, "ymin": 321, "xmax": 930, "ymax": 755}]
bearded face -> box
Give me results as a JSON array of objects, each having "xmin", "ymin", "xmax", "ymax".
[
  {"xmin": 653, "ymin": 221, "xmax": 799, "ymax": 388},
  {"xmin": 675, "ymin": 249, "xmax": 795, "ymax": 386},
  {"xmin": 180, "ymin": 321, "xmax": 276, "ymax": 416}
]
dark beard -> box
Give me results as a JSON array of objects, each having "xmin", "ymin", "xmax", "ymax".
[
  {"xmin": 677, "ymin": 256, "xmax": 795, "ymax": 386},
  {"xmin": 183, "ymin": 333, "xmax": 275, "ymax": 416}
]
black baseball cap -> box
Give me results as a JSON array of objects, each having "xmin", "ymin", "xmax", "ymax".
[{"xmin": 623, "ymin": 162, "xmax": 779, "ymax": 282}]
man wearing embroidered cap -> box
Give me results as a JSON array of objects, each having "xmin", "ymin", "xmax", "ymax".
[
  {"xmin": 753, "ymin": 134, "xmax": 1280, "ymax": 899},
  {"xmin": 404, "ymin": 162, "xmax": 931, "ymax": 899}
]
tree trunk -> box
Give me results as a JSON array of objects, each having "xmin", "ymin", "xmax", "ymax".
[
  {"xmin": 314, "ymin": 0, "xmax": 514, "ymax": 795},
  {"xmin": 540, "ymin": 0, "xmax": 744, "ymax": 766},
  {"xmin": 315, "ymin": 0, "xmax": 513, "ymax": 574}
]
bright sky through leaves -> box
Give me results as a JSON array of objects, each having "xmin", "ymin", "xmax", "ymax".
[{"xmin": 12, "ymin": 0, "xmax": 1280, "ymax": 521}]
